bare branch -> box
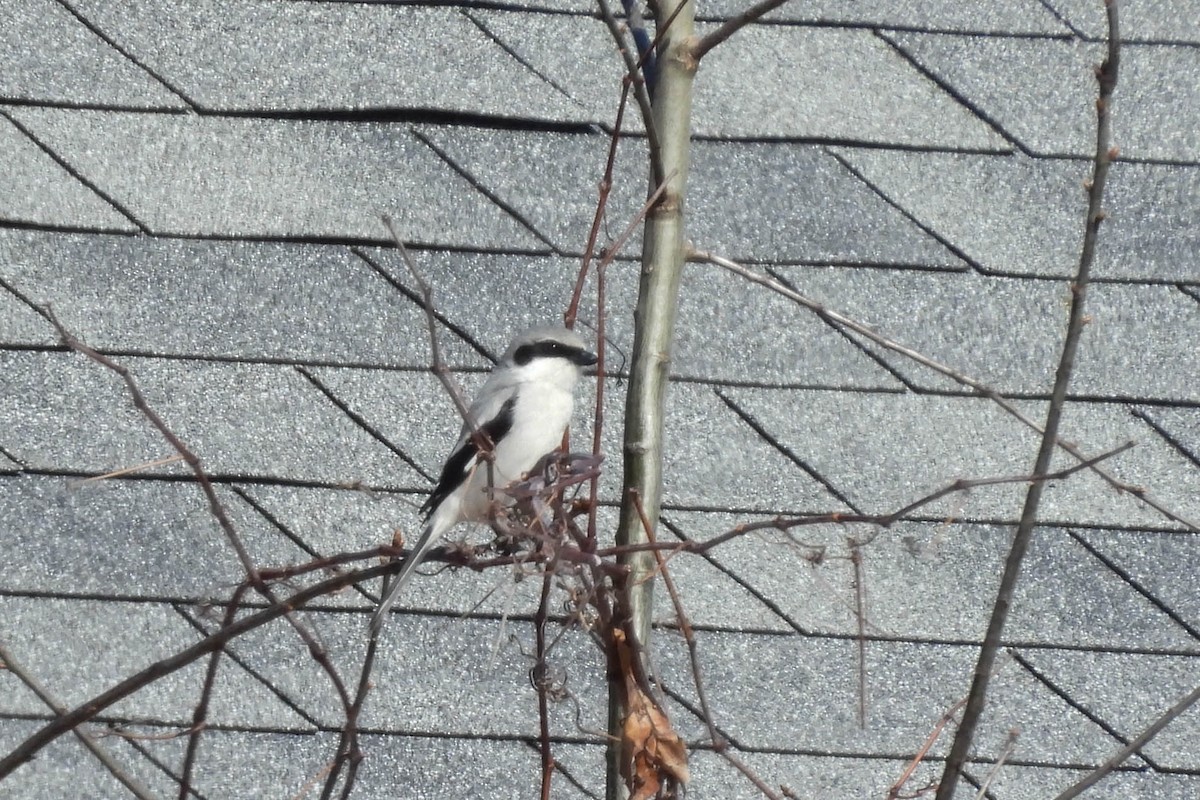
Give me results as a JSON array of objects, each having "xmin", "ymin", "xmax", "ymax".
[
  {"xmin": 690, "ymin": 253, "xmax": 1197, "ymax": 534},
  {"xmin": 595, "ymin": 0, "xmax": 663, "ymax": 186},
  {"xmin": 0, "ymin": 642, "xmax": 161, "ymax": 800},
  {"xmin": 691, "ymin": 0, "xmax": 791, "ymax": 62},
  {"xmin": 889, "ymin": 698, "xmax": 967, "ymax": 800},
  {"xmin": 381, "ymin": 216, "xmax": 483, "ymax": 441},
  {"xmin": 0, "ymin": 561, "xmax": 395, "ymax": 781},
  {"xmin": 1053, "ymin": 683, "xmax": 1200, "ymax": 800},
  {"xmin": 937, "ymin": 5, "xmax": 1121, "ymax": 796}
]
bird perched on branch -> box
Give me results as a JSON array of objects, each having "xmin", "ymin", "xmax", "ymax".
[{"xmin": 370, "ymin": 326, "xmax": 598, "ymax": 634}]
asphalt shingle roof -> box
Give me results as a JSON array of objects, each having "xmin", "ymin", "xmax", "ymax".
[{"xmin": 2, "ymin": 2, "xmax": 1198, "ymax": 799}]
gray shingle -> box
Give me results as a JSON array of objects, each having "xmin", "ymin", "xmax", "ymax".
[
  {"xmin": 1075, "ymin": 527, "xmax": 1200, "ymax": 636},
  {"xmin": 721, "ymin": 389, "xmax": 1036, "ymax": 519},
  {"xmin": 1, "ymin": 0, "xmax": 185, "ymax": 108},
  {"xmin": 701, "ymin": 0, "xmax": 1069, "ymax": 35},
  {"xmin": 587, "ymin": 379, "xmax": 851, "ymax": 512},
  {"xmin": 0, "ymin": 284, "xmax": 53, "ymax": 345},
  {"xmin": 0, "ymin": 596, "xmax": 312, "ymax": 730},
  {"xmin": 656, "ymin": 633, "xmax": 1127, "ymax": 763},
  {"xmin": 0, "ymin": 474, "xmax": 316, "ymax": 601},
  {"xmin": 354, "ymin": 734, "xmax": 557, "ymax": 800},
  {"xmin": 1075, "ymin": 284, "xmax": 1200, "ymax": 403},
  {"xmin": 69, "ymin": 0, "xmax": 584, "ymax": 120},
  {"xmin": 368, "ymin": 242, "xmax": 923, "ymax": 389},
  {"xmin": 414, "ymin": 126, "xmax": 647, "ymax": 254},
  {"xmin": 689, "ymin": 142, "xmax": 966, "ymax": 267},
  {"xmin": 187, "ymin": 608, "xmax": 608, "ymax": 739},
  {"xmin": 128, "ymin": 729, "xmax": 336, "ymax": 800},
  {"xmin": 692, "ymin": 25, "xmax": 1010, "ymax": 147},
  {"xmin": 1008, "ymin": 527, "xmax": 1197, "ymax": 650},
  {"xmin": 234, "ymin": 482, "xmax": 552, "ymax": 616},
  {"xmin": 836, "ymin": 147, "xmax": 1200, "ymax": 281},
  {"xmin": 5, "ymin": 107, "xmax": 539, "ymax": 246},
  {"xmin": 684, "ymin": 748, "xmax": 941, "ymax": 800},
  {"xmin": 672, "ymin": 262, "xmax": 904, "ymax": 387},
  {"xmin": 884, "ymin": 31, "xmax": 1102, "ymax": 157},
  {"xmin": 0, "ymin": 718, "xmax": 174, "ymax": 800},
  {"xmin": 664, "ymin": 511, "xmax": 1007, "ymax": 640},
  {"xmin": 362, "ymin": 247, "xmax": 616, "ymax": 360},
  {"xmin": 0, "ymin": 114, "xmax": 135, "ymax": 232},
  {"xmin": 887, "ymin": 32, "xmax": 1200, "ymax": 162},
  {"xmin": 468, "ymin": 11, "xmax": 630, "ymax": 130},
  {"xmin": 776, "ymin": 266, "xmax": 1067, "ymax": 394},
  {"xmin": 1046, "ymin": 401, "xmax": 1200, "ymax": 529},
  {"xmin": 0, "ymin": 351, "xmax": 426, "ymax": 486},
  {"xmin": 1138, "ymin": 405, "xmax": 1200, "ymax": 462},
  {"xmin": 775, "ymin": 267, "xmax": 1200, "ymax": 401},
  {"xmin": 985, "ymin": 764, "xmax": 1200, "ymax": 800},
  {"xmin": 721, "ymin": 388, "xmax": 1200, "ymax": 528},
  {"xmin": 1047, "ymin": 0, "xmax": 1200, "ymax": 44},
  {"xmin": 1018, "ymin": 649, "xmax": 1200, "ymax": 771},
  {"xmin": 0, "ymin": 229, "xmax": 484, "ymax": 366}
]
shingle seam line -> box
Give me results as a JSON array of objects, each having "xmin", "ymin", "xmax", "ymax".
[
  {"xmin": 53, "ymin": 0, "xmax": 198, "ymax": 107},
  {"xmin": 295, "ymin": 365, "xmax": 436, "ymax": 482},
  {"xmin": 0, "ymin": 108, "xmax": 149, "ymax": 232},
  {"xmin": 350, "ymin": 246, "xmax": 499, "ymax": 363}
]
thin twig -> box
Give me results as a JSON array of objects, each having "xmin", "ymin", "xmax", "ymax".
[
  {"xmin": 936, "ymin": 5, "xmax": 1120, "ymax": 797},
  {"xmin": 329, "ymin": 633, "xmax": 382, "ymax": 800},
  {"xmin": 692, "ymin": 252, "xmax": 1197, "ymax": 534},
  {"xmin": 74, "ymin": 453, "xmax": 185, "ymax": 483},
  {"xmin": 595, "ymin": 440, "xmax": 1134, "ymax": 560},
  {"xmin": 972, "ymin": 729, "xmax": 1018, "ymax": 800},
  {"xmin": 381, "ymin": 216, "xmax": 483, "ymax": 442},
  {"xmin": 849, "ymin": 540, "xmax": 868, "ymax": 728},
  {"xmin": 889, "ymin": 697, "xmax": 967, "ymax": 799},
  {"xmin": 716, "ymin": 750, "xmax": 785, "ymax": 800},
  {"xmin": 0, "ymin": 560, "xmax": 395, "ymax": 780},
  {"xmin": 634, "ymin": 492, "xmax": 723, "ymax": 749},
  {"xmin": 42, "ymin": 306, "xmax": 258, "ymax": 578},
  {"xmin": 42, "ymin": 307, "xmax": 356, "ymax": 798},
  {"xmin": 595, "ymin": 0, "xmax": 664, "ymax": 187},
  {"xmin": 1053, "ymin": 684, "xmax": 1200, "ymax": 800},
  {"xmin": 690, "ymin": 0, "xmax": 792, "ymax": 62},
  {"xmin": 535, "ymin": 567, "xmax": 557, "ymax": 800}
]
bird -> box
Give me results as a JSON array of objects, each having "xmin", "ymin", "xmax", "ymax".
[{"xmin": 369, "ymin": 326, "xmax": 598, "ymax": 634}]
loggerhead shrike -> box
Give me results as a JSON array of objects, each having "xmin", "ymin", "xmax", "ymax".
[{"xmin": 370, "ymin": 326, "xmax": 598, "ymax": 633}]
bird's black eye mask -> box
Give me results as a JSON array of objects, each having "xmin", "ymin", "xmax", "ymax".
[{"xmin": 513, "ymin": 340, "xmax": 598, "ymax": 367}]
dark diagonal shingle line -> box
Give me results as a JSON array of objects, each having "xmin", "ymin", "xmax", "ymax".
[
  {"xmin": 712, "ymin": 387, "xmax": 863, "ymax": 513},
  {"xmin": 295, "ymin": 365, "xmax": 435, "ymax": 483},
  {"xmin": 1066, "ymin": 528, "xmax": 1200, "ymax": 642},
  {"xmin": 1180, "ymin": 284, "xmax": 1200, "ymax": 304},
  {"xmin": 0, "ymin": 108, "xmax": 148, "ymax": 232},
  {"xmin": 658, "ymin": 516, "xmax": 810, "ymax": 636},
  {"xmin": 763, "ymin": 267, "xmax": 922, "ymax": 393},
  {"xmin": 170, "ymin": 604, "xmax": 326, "ymax": 729},
  {"xmin": 409, "ymin": 127, "xmax": 562, "ymax": 253},
  {"xmin": 826, "ymin": 148, "xmax": 989, "ymax": 275},
  {"xmin": 1133, "ymin": 407, "xmax": 1200, "ymax": 468},
  {"xmin": 1007, "ymin": 649, "xmax": 1161, "ymax": 771},
  {"xmin": 229, "ymin": 485, "xmax": 384, "ymax": 606},
  {"xmin": 519, "ymin": 740, "xmax": 603, "ymax": 800},
  {"xmin": 119, "ymin": 736, "xmax": 211, "ymax": 800},
  {"xmin": 0, "ymin": 444, "xmax": 26, "ymax": 469},
  {"xmin": 463, "ymin": 9, "xmax": 583, "ymax": 106},
  {"xmin": 351, "ymin": 247, "xmax": 498, "ymax": 364},
  {"xmin": 657, "ymin": 683, "xmax": 748, "ymax": 750},
  {"xmin": 873, "ymin": 29, "xmax": 1027, "ymax": 155},
  {"xmin": 54, "ymin": 0, "xmax": 199, "ymax": 108}
]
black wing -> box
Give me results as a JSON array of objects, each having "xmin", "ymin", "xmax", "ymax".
[{"xmin": 420, "ymin": 394, "xmax": 517, "ymax": 519}]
